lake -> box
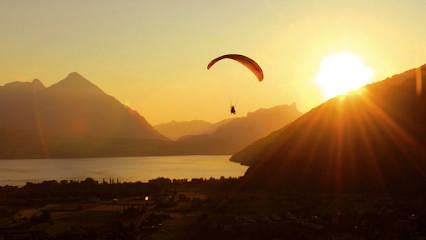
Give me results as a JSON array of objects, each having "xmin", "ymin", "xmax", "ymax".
[{"xmin": 0, "ymin": 155, "xmax": 248, "ymax": 186}]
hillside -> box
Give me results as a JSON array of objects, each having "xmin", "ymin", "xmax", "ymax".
[
  {"xmin": 211, "ymin": 103, "xmax": 302, "ymax": 152},
  {"xmin": 153, "ymin": 118, "xmax": 234, "ymax": 140},
  {"xmin": 178, "ymin": 104, "xmax": 303, "ymax": 153},
  {"xmin": 231, "ymin": 64, "xmax": 426, "ymax": 195},
  {"xmin": 0, "ymin": 127, "xmax": 237, "ymax": 159},
  {"xmin": 0, "ymin": 73, "xmax": 249, "ymax": 159},
  {"xmin": 0, "ymin": 72, "xmax": 167, "ymax": 141}
]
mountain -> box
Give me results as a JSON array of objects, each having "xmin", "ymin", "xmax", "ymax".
[
  {"xmin": 0, "ymin": 79, "xmax": 47, "ymax": 130},
  {"xmin": 0, "ymin": 73, "xmax": 251, "ymax": 158},
  {"xmin": 0, "ymin": 72, "xmax": 167, "ymax": 141},
  {"xmin": 40, "ymin": 72, "xmax": 167, "ymax": 140},
  {"xmin": 0, "ymin": 73, "xmax": 172, "ymax": 159},
  {"xmin": 178, "ymin": 104, "xmax": 303, "ymax": 153},
  {"xmin": 154, "ymin": 119, "xmax": 235, "ymax": 140},
  {"xmin": 231, "ymin": 64, "xmax": 426, "ymax": 195},
  {"xmin": 0, "ymin": 128, "xmax": 236, "ymax": 159}
]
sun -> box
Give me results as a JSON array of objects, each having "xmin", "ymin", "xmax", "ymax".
[{"xmin": 314, "ymin": 51, "xmax": 374, "ymax": 98}]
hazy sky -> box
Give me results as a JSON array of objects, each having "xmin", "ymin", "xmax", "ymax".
[{"xmin": 1, "ymin": 1, "xmax": 426, "ymax": 125}]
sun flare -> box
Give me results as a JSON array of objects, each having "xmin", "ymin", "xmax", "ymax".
[{"xmin": 314, "ymin": 51, "xmax": 374, "ymax": 98}]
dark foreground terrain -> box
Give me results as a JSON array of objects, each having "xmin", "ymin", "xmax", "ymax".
[{"xmin": 1, "ymin": 178, "xmax": 426, "ymax": 240}]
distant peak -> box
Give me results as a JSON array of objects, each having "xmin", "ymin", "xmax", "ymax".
[
  {"xmin": 58, "ymin": 72, "xmax": 96, "ymax": 87},
  {"xmin": 31, "ymin": 78, "xmax": 46, "ymax": 91},
  {"xmin": 47, "ymin": 72, "xmax": 104, "ymax": 94},
  {"xmin": 67, "ymin": 72, "xmax": 83, "ymax": 78},
  {"xmin": 64, "ymin": 72, "xmax": 88, "ymax": 83},
  {"xmin": 290, "ymin": 102, "xmax": 297, "ymax": 109}
]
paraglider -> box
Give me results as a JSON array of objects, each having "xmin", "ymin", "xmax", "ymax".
[
  {"xmin": 207, "ymin": 54, "xmax": 263, "ymax": 114},
  {"xmin": 230, "ymin": 105, "xmax": 236, "ymax": 115}
]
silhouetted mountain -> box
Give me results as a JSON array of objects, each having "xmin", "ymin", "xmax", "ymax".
[
  {"xmin": 40, "ymin": 72, "xmax": 168, "ymax": 140},
  {"xmin": 0, "ymin": 79, "xmax": 46, "ymax": 130},
  {"xmin": 0, "ymin": 127, "xmax": 236, "ymax": 159},
  {"xmin": 0, "ymin": 72, "xmax": 167, "ymax": 141},
  {"xmin": 0, "ymin": 73, "xmax": 254, "ymax": 158},
  {"xmin": 155, "ymin": 120, "xmax": 211, "ymax": 140},
  {"xmin": 154, "ymin": 119, "xmax": 235, "ymax": 140},
  {"xmin": 212, "ymin": 103, "xmax": 302, "ymax": 152},
  {"xmin": 178, "ymin": 104, "xmax": 303, "ymax": 153},
  {"xmin": 0, "ymin": 73, "xmax": 173, "ymax": 158},
  {"xmin": 232, "ymin": 64, "xmax": 426, "ymax": 195},
  {"xmin": 0, "ymin": 79, "xmax": 45, "ymax": 96}
]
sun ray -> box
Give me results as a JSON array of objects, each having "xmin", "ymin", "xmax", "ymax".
[
  {"xmin": 357, "ymin": 90, "xmax": 426, "ymax": 179},
  {"xmin": 238, "ymin": 71, "xmax": 426, "ymax": 194},
  {"xmin": 349, "ymin": 95, "xmax": 389, "ymax": 192}
]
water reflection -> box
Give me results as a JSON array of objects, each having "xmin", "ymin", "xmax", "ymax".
[{"xmin": 0, "ymin": 155, "xmax": 248, "ymax": 186}]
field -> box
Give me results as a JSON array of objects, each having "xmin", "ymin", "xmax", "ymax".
[{"xmin": 1, "ymin": 182, "xmax": 425, "ymax": 240}]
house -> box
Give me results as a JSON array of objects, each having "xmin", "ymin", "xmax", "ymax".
[
  {"xmin": 151, "ymin": 194, "xmax": 171, "ymax": 201},
  {"xmin": 286, "ymin": 212, "xmax": 297, "ymax": 220},
  {"xmin": 88, "ymin": 197, "xmax": 100, "ymax": 202},
  {"xmin": 270, "ymin": 213, "xmax": 282, "ymax": 221}
]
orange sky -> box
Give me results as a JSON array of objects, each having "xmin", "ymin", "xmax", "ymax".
[{"xmin": 1, "ymin": 1, "xmax": 426, "ymax": 125}]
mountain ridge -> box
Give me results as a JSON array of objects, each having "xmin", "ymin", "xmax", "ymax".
[
  {"xmin": 231, "ymin": 64, "xmax": 426, "ymax": 195},
  {"xmin": 0, "ymin": 72, "xmax": 168, "ymax": 141},
  {"xmin": 154, "ymin": 120, "xmax": 215, "ymax": 140},
  {"xmin": 0, "ymin": 72, "xmax": 268, "ymax": 158},
  {"xmin": 178, "ymin": 103, "xmax": 303, "ymax": 153}
]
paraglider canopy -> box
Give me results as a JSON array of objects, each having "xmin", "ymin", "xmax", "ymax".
[{"xmin": 207, "ymin": 54, "xmax": 264, "ymax": 82}]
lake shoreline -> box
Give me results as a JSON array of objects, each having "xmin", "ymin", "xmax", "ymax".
[{"xmin": 0, "ymin": 155, "xmax": 248, "ymax": 186}]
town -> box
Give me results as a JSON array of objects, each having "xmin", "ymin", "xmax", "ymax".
[{"xmin": 1, "ymin": 177, "xmax": 426, "ymax": 240}]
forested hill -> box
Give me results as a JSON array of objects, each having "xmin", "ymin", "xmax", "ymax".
[{"xmin": 232, "ymin": 64, "xmax": 426, "ymax": 195}]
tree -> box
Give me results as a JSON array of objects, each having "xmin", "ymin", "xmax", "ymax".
[
  {"xmin": 30, "ymin": 214, "xmax": 38, "ymax": 223},
  {"xmin": 39, "ymin": 210, "xmax": 51, "ymax": 222}
]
